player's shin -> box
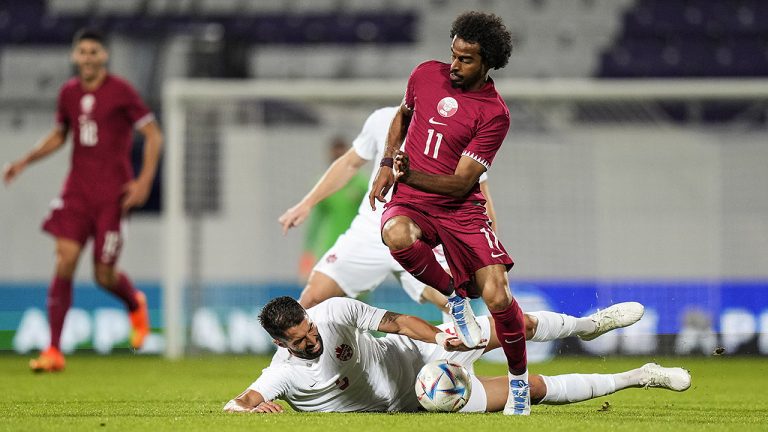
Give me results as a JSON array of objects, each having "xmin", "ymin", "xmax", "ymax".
[
  {"xmin": 527, "ymin": 311, "xmax": 595, "ymax": 342},
  {"xmin": 47, "ymin": 276, "xmax": 73, "ymax": 350},
  {"xmin": 538, "ymin": 374, "xmax": 617, "ymax": 404},
  {"xmin": 390, "ymin": 240, "xmax": 453, "ymax": 295},
  {"xmin": 491, "ymin": 299, "xmax": 530, "ymax": 415}
]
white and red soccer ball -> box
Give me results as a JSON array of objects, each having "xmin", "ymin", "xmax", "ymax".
[{"xmin": 415, "ymin": 359, "xmax": 472, "ymax": 412}]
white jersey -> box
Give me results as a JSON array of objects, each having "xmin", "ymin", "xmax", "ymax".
[
  {"xmin": 249, "ymin": 298, "xmax": 424, "ymax": 412},
  {"xmin": 248, "ymin": 298, "xmax": 490, "ymax": 413}
]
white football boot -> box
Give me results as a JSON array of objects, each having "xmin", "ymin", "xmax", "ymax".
[
  {"xmin": 446, "ymin": 295, "xmax": 483, "ymax": 348},
  {"xmin": 503, "ymin": 375, "xmax": 531, "ymax": 415},
  {"xmin": 638, "ymin": 363, "xmax": 692, "ymax": 391},
  {"xmin": 580, "ymin": 302, "xmax": 645, "ymax": 341}
]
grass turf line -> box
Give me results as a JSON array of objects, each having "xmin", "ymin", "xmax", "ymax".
[{"xmin": 1, "ymin": 355, "xmax": 766, "ymax": 431}]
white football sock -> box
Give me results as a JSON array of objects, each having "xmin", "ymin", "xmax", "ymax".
[
  {"xmin": 528, "ymin": 311, "xmax": 596, "ymax": 342},
  {"xmin": 612, "ymin": 368, "xmax": 644, "ymax": 389},
  {"xmin": 441, "ymin": 312, "xmax": 452, "ymax": 325},
  {"xmin": 539, "ymin": 374, "xmax": 617, "ymax": 404}
]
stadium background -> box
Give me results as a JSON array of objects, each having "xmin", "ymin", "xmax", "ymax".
[{"xmin": 1, "ymin": 0, "xmax": 767, "ymax": 361}]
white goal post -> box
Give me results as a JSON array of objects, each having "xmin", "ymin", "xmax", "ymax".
[{"xmin": 162, "ymin": 78, "xmax": 768, "ymax": 359}]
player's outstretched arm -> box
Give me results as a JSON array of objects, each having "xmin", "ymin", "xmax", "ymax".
[
  {"xmin": 279, "ymin": 147, "xmax": 367, "ymax": 235},
  {"xmin": 376, "ymin": 310, "xmax": 485, "ymax": 351},
  {"xmin": 3, "ymin": 127, "xmax": 67, "ymax": 186},
  {"xmin": 122, "ymin": 120, "xmax": 163, "ymax": 211},
  {"xmin": 223, "ymin": 389, "xmax": 284, "ymax": 414}
]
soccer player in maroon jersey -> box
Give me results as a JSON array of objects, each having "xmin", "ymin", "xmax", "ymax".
[
  {"xmin": 2, "ymin": 28, "xmax": 163, "ymax": 372},
  {"xmin": 368, "ymin": 12, "xmax": 530, "ymax": 414}
]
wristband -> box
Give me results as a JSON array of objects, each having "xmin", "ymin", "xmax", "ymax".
[{"xmin": 379, "ymin": 157, "xmax": 394, "ymax": 168}]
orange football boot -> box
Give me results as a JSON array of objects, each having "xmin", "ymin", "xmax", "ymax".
[
  {"xmin": 129, "ymin": 291, "xmax": 150, "ymax": 350},
  {"xmin": 29, "ymin": 346, "xmax": 66, "ymax": 372}
]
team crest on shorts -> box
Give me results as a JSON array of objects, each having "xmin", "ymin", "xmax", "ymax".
[
  {"xmin": 437, "ymin": 97, "xmax": 458, "ymax": 117},
  {"xmin": 326, "ymin": 254, "xmax": 337, "ymax": 264},
  {"xmin": 335, "ymin": 344, "xmax": 353, "ymax": 361}
]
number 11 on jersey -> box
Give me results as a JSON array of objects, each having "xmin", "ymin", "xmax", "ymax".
[{"xmin": 424, "ymin": 129, "xmax": 443, "ymax": 159}]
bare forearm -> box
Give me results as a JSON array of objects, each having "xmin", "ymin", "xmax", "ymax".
[
  {"xmin": 21, "ymin": 129, "xmax": 67, "ymax": 165},
  {"xmin": 383, "ymin": 109, "xmax": 410, "ymax": 159},
  {"xmin": 398, "ymin": 315, "xmax": 441, "ymax": 343},
  {"xmin": 301, "ymin": 151, "xmax": 364, "ymax": 207},
  {"xmin": 379, "ymin": 312, "xmax": 440, "ymax": 344},
  {"xmin": 135, "ymin": 125, "xmax": 163, "ymax": 185},
  {"xmin": 401, "ymin": 169, "xmax": 474, "ymax": 198}
]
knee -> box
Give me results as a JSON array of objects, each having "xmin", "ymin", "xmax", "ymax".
[
  {"xmin": 483, "ymin": 279, "xmax": 513, "ymax": 312},
  {"xmin": 381, "ymin": 217, "xmax": 419, "ymax": 250},
  {"xmin": 524, "ymin": 314, "xmax": 538, "ymax": 340},
  {"xmin": 298, "ymin": 287, "xmax": 323, "ymax": 309},
  {"xmin": 54, "ymin": 251, "xmax": 79, "ymax": 279}
]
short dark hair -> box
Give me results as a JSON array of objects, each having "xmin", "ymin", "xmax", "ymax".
[
  {"xmin": 72, "ymin": 28, "xmax": 106, "ymax": 46},
  {"xmin": 259, "ymin": 296, "xmax": 307, "ymax": 340},
  {"xmin": 450, "ymin": 11, "xmax": 513, "ymax": 70}
]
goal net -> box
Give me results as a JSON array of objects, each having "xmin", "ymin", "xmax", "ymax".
[{"xmin": 163, "ymin": 78, "xmax": 768, "ymax": 359}]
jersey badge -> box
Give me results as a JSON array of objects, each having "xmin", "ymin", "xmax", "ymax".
[
  {"xmin": 326, "ymin": 254, "xmax": 337, "ymax": 264},
  {"xmin": 335, "ymin": 344, "xmax": 353, "ymax": 361},
  {"xmin": 80, "ymin": 94, "xmax": 95, "ymax": 114},
  {"xmin": 437, "ymin": 97, "xmax": 458, "ymax": 118}
]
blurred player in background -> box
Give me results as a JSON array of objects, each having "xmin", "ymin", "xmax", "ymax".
[
  {"xmin": 2, "ymin": 28, "xmax": 163, "ymax": 372},
  {"xmin": 223, "ymin": 296, "xmax": 689, "ymax": 414},
  {"xmin": 298, "ymin": 137, "xmax": 368, "ymax": 280},
  {"xmin": 279, "ymin": 106, "xmax": 644, "ymax": 341},
  {"xmin": 368, "ymin": 12, "xmax": 529, "ymax": 414}
]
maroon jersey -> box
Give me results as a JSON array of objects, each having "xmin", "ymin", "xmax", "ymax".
[
  {"xmin": 55, "ymin": 74, "xmax": 153, "ymax": 203},
  {"xmin": 390, "ymin": 60, "xmax": 510, "ymax": 210}
]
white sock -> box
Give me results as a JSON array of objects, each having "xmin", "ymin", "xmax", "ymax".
[
  {"xmin": 540, "ymin": 374, "xmax": 617, "ymax": 404},
  {"xmin": 509, "ymin": 370, "xmax": 529, "ymax": 383},
  {"xmin": 441, "ymin": 312, "xmax": 452, "ymax": 324},
  {"xmin": 612, "ymin": 368, "xmax": 643, "ymax": 390},
  {"xmin": 528, "ymin": 311, "xmax": 596, "ymax": 342}
]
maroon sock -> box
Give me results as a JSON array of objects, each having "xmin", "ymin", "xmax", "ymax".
[
  {"xmin": 47, "ymin": 276, "xmax": 73, "ymax": 350},
  {"xmin": 390, "ymin": 240, "xmax": 453, "ymax": 295},
  {"xmin": 490, "ymin": 298, "xmax": 528, "ymax": 375},
  {"xmin": 107, "ymin": 272, "xmax": 139, "ymax": 312}
]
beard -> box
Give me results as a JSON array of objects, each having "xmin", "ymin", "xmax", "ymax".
[{"xmin": 291, "ymin": 333, "xmax": 324, "ymax": 360}]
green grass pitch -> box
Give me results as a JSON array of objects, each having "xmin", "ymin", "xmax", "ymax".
[{"xmin": 1, "ymin": 354, "xmax": 766, "ymax": 431}]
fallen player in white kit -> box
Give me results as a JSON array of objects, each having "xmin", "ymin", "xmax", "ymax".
[{"xmin": 224, "ymin": 297, "xmax": 690, "ymax": 413}]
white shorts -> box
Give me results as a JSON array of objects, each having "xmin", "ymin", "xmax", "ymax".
[
  {"xmin": 313, "ymin": 218, "xmax": 448, "ymax": 303},
  {"xmin": 409, "ymin": 316, "xmax": 492, "ymax": 413}
]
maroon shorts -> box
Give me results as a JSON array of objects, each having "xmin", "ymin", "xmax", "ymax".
[
  {"xmin": 42, "ymin": 192, "xmax": 125, "ymax": 265},
  {"xmin": 382, "ymin": 202, "xmax": 514, "ymax": 298}
]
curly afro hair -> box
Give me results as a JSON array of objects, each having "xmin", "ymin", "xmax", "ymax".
[{"xmin": 450, "ymin": 11, "xmax": 513, "ymax": 70}]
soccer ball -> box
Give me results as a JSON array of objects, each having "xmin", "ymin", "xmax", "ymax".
[{"xmin": 414, "ymin": 359, "xmax": 472, "ymax": 412}]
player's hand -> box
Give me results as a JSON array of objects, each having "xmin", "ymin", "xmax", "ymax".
[
  {"xmin": 278, "ymin": 202, "xmax": 311, "ymax": 235},
  {"xmin": 393, "ymin": 150, "xmax": 410, "ymax": 183},
  {"xmin": 436, "ymin": 332, "xmax": 487, "ymax": 352},
  {"xmin": 251, "ymin": 401, "xmax": 284, "ymax": 414},
  {"xmin": 2, "ymin": 160, "xmax": 27, "ymax": 186},
  {"xmin": 368, "ymin": 165, "xmax": 395, "ymax": 211},
  {"xmin": 121, "ymin": 179, "xmax": 152, "ymax": 211}
]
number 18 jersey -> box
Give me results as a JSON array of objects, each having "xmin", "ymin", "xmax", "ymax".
[{"xmin": 56, "ymin": 74, "xmax": 154, "ymax": 203}]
